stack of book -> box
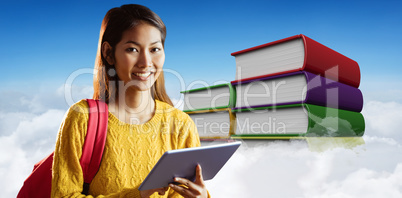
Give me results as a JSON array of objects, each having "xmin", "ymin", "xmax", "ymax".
[
  {"xmin": 181, "ymin": 83, "xmax": 236, "ymax": 139},
  {"xmin": 182, "ymin": 34, "xmax": 365, "ymax": 140}
]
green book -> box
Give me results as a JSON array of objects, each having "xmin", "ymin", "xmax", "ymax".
[
  {"xmin": 231, "ymin": 104, "xmax": 365, "ymax": 139},
  {"xmin": 181, "ymin": 83, "xmax": 236, "ymax": 112}
]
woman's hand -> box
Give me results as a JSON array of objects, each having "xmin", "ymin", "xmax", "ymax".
[
  {"xmin": 169, "ymin": 164, "xmax": 208, "ymax": 198},
  {"xmin": 140, "ymin": 187, "xmax": 168, "ymax": 198}
]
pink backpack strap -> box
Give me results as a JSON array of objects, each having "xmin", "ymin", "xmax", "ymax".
[{"xmin": 80, "ymin": 99, "xmax": 108, "ymax": 194}]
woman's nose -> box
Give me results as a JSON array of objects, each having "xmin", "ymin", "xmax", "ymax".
[{"xmin": 137, "ymin": 51, "xmax": 152, "ymax": 68}]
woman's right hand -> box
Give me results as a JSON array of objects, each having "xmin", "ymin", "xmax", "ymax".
[{"xmin": 140, "ymin": 187, "xmax": 169, "ymax": 198}]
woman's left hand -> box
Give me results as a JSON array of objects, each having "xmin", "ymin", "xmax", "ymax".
[{"xmin": 169, "ymin": 164, "xmax": 208, "ymax": 198}]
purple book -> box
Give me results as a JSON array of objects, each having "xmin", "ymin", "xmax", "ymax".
[{"xmin": 232, "ymin": 71, "xmax": 363, "ymax": 112}]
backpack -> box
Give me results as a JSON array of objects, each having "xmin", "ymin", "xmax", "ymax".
[{"xmin": 17, "ymin": 99, "xmax": 108, "ymax": 198}]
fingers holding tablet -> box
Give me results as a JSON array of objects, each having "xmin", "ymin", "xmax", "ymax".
[{"xmin": 169, "ymin": 164, "xmax": 208, "ymax": 198}]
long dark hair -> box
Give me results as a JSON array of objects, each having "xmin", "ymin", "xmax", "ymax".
[{"xmin": 93, "ymin": 4, "xmax": 172, "ymax": 105}]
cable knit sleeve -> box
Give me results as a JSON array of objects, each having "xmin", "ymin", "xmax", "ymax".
[{"xmin": 51, "ymin": 100, "xmax": 141, "ymax": 198}]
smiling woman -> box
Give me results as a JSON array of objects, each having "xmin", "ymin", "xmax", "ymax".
[
  {"xmin": 103, "ymin": 23, "xmax": 165, "ymax": 93},
  {"xmin": 50, "ymin": 4, "xmax": 210, "ymax": 198},
  {"xmin": 93, "ymin": 4, "xmax": 170, "ymax": 106}
]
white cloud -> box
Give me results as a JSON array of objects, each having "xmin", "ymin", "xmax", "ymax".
[
  {"xmin": 0, "ymin": 83, "xmax": 82, "ymax": 197},
  {"xmin": 58, "ymin": 83, "xmax": 94, "ymax": 108},
  {"xmin": 206, "ymin": 136, "xmax": 402, "ymax": 198},
  {"xmin": 0, "ymin": 83, "xmax": 93, "ymax": 115},
  {"xmin": 0, "ymin": 136, "xmax": 32, "ymax": 196},
  {"xmin": 360, "ymin": 75, "xmax": 402, "ymax": 103},
  {"xmin": 0, "ymin": 109, "xmax": 65, "ymax": 197},
  {"xmin": 13, "ymin": 109, "xmax": 65, "ymax": 154},
  {"xmin": 313, "ymin": 164, "xmax": 402, "ymax": 198},
  {"xmin": 0, "ymin": 111, "xmax": 35, "ymax": 136},
  {"xmin": 2, "ymin": 90, "xmax": 402, "ymax": 197},
  {"xmin": 362, "ymin": 101, "xmax": 402, "ymax": 142}
]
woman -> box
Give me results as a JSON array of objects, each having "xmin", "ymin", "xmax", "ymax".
[{"xmin": 51, "ymin": 4, "xmax": 209, "ymax": 198}]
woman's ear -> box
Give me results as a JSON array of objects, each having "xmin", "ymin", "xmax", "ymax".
[{"xmin": 101, "ymin": 42, "xmax": 115, "ymax": 65}]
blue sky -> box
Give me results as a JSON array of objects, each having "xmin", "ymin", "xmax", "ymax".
[{"xmin": 1, "ymin": 0, "xmax": 401, "ymax": 102}]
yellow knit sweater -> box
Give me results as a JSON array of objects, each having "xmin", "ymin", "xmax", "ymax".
[{"xmin": 51, "ymin": 99, "xmax": 201, "ymax": 198}]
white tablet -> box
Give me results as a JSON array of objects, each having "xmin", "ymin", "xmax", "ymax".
[{"xmin": 138, "ymin": 141, "xmax": 241, "ymax": 191}]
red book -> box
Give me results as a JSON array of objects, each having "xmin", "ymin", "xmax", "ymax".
[{"xmin": 231, "ymin": 34, "xmax": 361, "ymax": 88}]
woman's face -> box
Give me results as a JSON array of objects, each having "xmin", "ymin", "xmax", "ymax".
[{"xmin": 113, "ymin": 23, "xmax": 165, "ymax": 92}]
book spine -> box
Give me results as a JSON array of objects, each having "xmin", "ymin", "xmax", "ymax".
[
  {"xmin": 304, "ymin": 104, "xmax": 365, "ymax": 137},
  {"xmin": 228, "ymin": 83, "xmax": 236, "ymax": 109},
  {"xmin": 302, "ymin": 35, "xmax": 361, "ymax": 88},
  {"xmin": 228, "ymin": 108, "xmax": 236, "ymax": 136},
  {"xmin": 304, "ymin": 71, "xmax": 363, "ymax": 112}
]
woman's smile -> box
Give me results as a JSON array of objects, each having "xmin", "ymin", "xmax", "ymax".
[{"xmin": 131, "ymin": 70, "xmax": 155, "ymax": 80}]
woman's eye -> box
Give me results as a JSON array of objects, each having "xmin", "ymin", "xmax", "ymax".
[
  {"xmin": 127, "ymin": 48, "xmax": 138, "ymax": 52},
  {"xmin": 151, "ymin": 48, "xmax": 161, "ymax": 52}
]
